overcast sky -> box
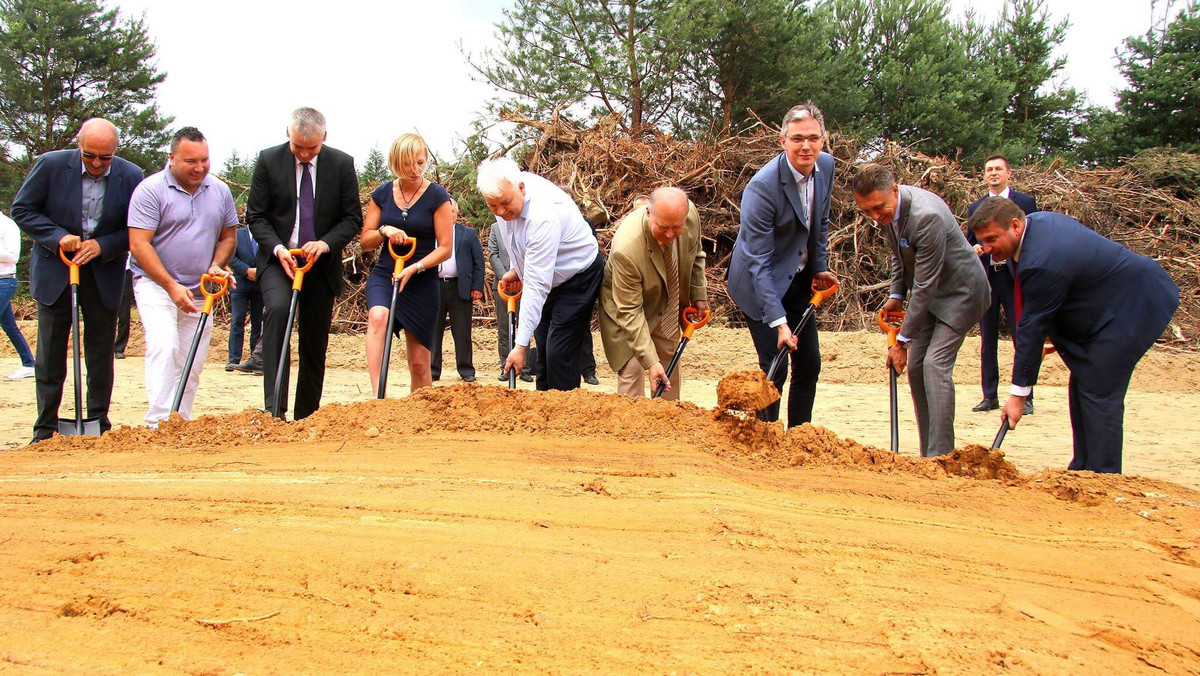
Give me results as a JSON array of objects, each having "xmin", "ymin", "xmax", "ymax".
[{"xmin": 114, "ymin": 0, "xmax": 1161, "ymax": 171}]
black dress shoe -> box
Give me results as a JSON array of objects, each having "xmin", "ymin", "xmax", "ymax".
[
  {"xmin": 972, "ymin": 398, "xmax": 999, "ymax": 412},
  {"xmin": 1024, "ymin": 400, "xmax": 1035, "ymax": 415},
  {"xmin": 497, "ymin": 372, "xmax": 508, "ymax": 381},
  {"xmin": 583, "ymin": 373, "xmax": 600, "ymax": 386},
  {"xmin": 234, "ymin": 359, "xmax": 263, "ymax": 375},
  {"xmin": 225, "ymin": 362, "xmax": 238, "ymax": 372},
  {"xmin": 519, "ymin": 372, "xmax": 534, "ymax": 383},
  {"xmin": 462, "ymin": 375, "xmax": 476, "ymax": 383},
  {"xmin": 115, "ymin": 352, "xmax": 125, "ymax": 360}
]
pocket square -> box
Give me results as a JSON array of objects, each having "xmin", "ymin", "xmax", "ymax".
[{"xmin": 900, "ymin": 238, "xmax": 911, "ymax": 248}]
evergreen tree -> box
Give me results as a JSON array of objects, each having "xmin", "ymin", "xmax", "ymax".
[
  {"xmin": 219, "ymin": 150, "xmax": 256, "ymax": 207},
  {"xmin": 1117, "ymin": 0, "xmax": 1200, "ymax": 151},
  {"xmin": 0, "ymin": 0, "xmax": 173, "ymax": 174},
  {"xmin": 359, "ymin": 146, "xmax": 390, "ymax": 190}
]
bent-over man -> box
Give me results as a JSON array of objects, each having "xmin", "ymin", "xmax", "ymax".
[{"xmin": 599, "ymin": 187, "xmax": 707, "ymax": 399}]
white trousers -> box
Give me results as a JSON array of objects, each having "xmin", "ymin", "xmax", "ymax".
[{"xmin": 134, "ymin": 278, "xmax": 213, "ymax": 426}]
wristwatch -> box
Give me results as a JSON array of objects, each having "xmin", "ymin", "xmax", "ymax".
[{"xmin": 415, "ymin": 262, "xmax": 426, "ymax": 273}]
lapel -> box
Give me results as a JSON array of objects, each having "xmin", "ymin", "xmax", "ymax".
[
  {"xmin": 313, "ymin": 146, "xmax": 333, "ymax": 208},
  {"xmin": 893, "ymin": 186, "xmax": 915, "ymax": 278},
  {"xmin": 641, "ymin": 211, "xmax": 669, "ymax": 288},
  {"xmin": 63, "ymin": 157, "xmax": 84, "ymax": 232},
  {"xmin": 777, "ymin": 154, "xmax": 807, "ymax": 228},
  {"xmin": 282, "ymin": 144, "xmax": 298, "ymax": 216}
]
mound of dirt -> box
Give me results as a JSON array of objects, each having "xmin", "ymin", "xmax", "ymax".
[
  {"xmin": 29, "ymin": 386, "xmax": 1033, "ymax": 488},
  {"xmin": 716, "ymin": 370, "xmax": 779, "ymax": 411}
]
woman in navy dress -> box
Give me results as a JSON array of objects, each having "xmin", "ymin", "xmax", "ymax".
[{"xmin": 361, "ymin": 133, "xmax": 453, "ymax": 395}]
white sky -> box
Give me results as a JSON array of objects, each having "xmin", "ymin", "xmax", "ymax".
[{"xmin": 113, "ymin": 0, "xmax": 1160, "ymax": 170}]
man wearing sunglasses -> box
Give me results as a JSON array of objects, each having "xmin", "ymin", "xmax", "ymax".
[{"xmin": 11, "ymin": 118, "xmax": 145, "ymax": 444}]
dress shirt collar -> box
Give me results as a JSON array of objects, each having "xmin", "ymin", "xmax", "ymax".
[
  {"xmin": 786, "ymin": 156, "xmax": 820, "ymax": 184},
  {"xmin": 294, "ymin": 154, "xmax": 319, "ymax": 171},
  {"xmin": 81, "ymin": 161, "xmax": 112, "ymax": 179},
  {"xmin": 890, "ymin": 189, "xmax": 904, "ymax": 230},
  {"xmin": 988, "ymin": 186, "xmax": 1011, "ymax": 199},
  {"xmin": 1013, "ymin": 215, "xmax": 1031, "ymax": 264}
]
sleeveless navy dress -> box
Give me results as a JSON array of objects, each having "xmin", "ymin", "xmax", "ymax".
[{"xmin": 365, "ymin": 181, "xmax": 450, "ymax": 349}]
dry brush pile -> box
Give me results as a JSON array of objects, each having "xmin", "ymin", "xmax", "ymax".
[{"xmin": 182, "ymin": 116, "xmax": 1200, "ymax": 348}]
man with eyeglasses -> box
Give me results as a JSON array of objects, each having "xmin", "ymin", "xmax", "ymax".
[
  {"xmin": 728, "ymin": 103, "xmax": 838, "ymax": 428},
  {"xmin": 11, "ymin": 118, "xmax": 145, "ymax": 444}
]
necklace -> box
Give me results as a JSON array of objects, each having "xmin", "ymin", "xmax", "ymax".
[{"xmin": 397, "ymin": 180, "xmax": 422, "ymax": 220}]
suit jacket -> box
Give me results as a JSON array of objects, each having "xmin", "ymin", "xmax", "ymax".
[
  {"xmin": 966, "ymin": 188, "xmax": 1038, "ymax": 273},
  {"xmin": 887, "ymin": 186, "xmax": 990, "ymax": 337},
  {"xmin": 445, "ymin": 223, "xmax": 485, "ymax": 301},
  {"xmin": 11, "ymin": 149, "xmax": 144, "ymax": 309},
  {"xmin": 245, "ymin": 142, "xmax": 362, "ymax": 292},
  {"xmin": 1011, "ymin": 212, "xmax": 1178, "ymax": 389},
  {"xmin": 728, "ymin": 151, "xmax": 833, "ymax": 323},
  {"xmin": 229, "ymin": 227, "xmax": 260, "ymax": 294},
  {"xmin": 487, "ymin": 223, "xmax": 508, "ymax": 281},
  {"xmin": 599, "ymin": 202, "xmax": 707, "ymax": 371}
]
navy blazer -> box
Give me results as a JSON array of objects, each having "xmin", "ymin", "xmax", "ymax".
[
  {"xmin": 967, "ymin": 189, "xmax": 1037, "ymax": 272},
  {"xmin": 1012, "ymin": 212, "xmax": 1179, "ymax": 389},
  {"xmin": 11, "ymin": 149, "xmax": 144, "ymax": 309},
  {"xmin": 445, "ymin": 223, "xmax": 485, "ymax": 301},
  {"xmin": 229, "ymin": 227, "xmax": 259, "ymax": 294},
  {"xmin": 728, "ymin": 151, "xmax": 834, "ymax": 323}
]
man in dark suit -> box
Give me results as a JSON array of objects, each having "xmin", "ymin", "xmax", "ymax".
[
  {"xmin": 431, "ymin": 204, "xmax": 485, "ymax": 382},
  {"xmin": 246, "ymin": 108, "xmax": 362, "ymax": 420},
  {"xmin": 728, "ymin": 103, "xmax": 838, "ymax": 428},
  {"xmin": 11, "ymin": 118, "xmax": 144, "ymax": 442},
  {"xmin": 488, "ymin": 222, "xmax": 534, "ymax": 382},
  {"xmin": 853, "ymin": 164, "xmax": 991, "ymax": 457},
  {"xmin": 966, "ymin": 155, "xmax": 1039, "ymax": 414},
  {"xmin": 227, "ymin": 226, "xmax": 263, "ymax": 374},
  {"xmin": 970, "ymin": 199, "xmax": 1179, "ymax": 473}
]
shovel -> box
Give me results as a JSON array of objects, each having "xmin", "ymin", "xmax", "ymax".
[
  {"xmin": 758, "ymin": 281, "xmax": 839, "ymax": 410},
  {"xmin": 651, "ymin": 306, "xmax": 711, "ymax": 399},
  {"xmin": 55, "ymin": 247, "xmax": 101, "ymax": 437},
  {"xmin": 169, "ymin": 273, "xmax": 230, "ymax": 414},
  {"xmin": 496, "ymin": 281, "xmax": 523, "ymax": 389},
  {"xmin": 877, "ymin": 309, "xmax": 905, "ymax": 453},
  {"xmin": 270, "ymin": 249, "xmax": 316, "ymax": 419},
  {"xmin": 990, "ymin": 343, "xmax": 1055, "ymax": 447},
  {"xmin": 376, "ymin": 238, "xmax": 417, "ymax": 399}
]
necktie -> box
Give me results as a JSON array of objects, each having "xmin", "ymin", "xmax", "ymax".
[
  {"xmin": 657, "ymin": 241, "xmax": 681, "ymax": 341},
  {"xmin": 299, "ymin": 162, "xmax": 315, "ymax": 246}
]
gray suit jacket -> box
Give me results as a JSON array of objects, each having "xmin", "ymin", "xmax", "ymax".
[{"xmin": 887, "ymin": 186, "xmax": 990, "ymax": 336}]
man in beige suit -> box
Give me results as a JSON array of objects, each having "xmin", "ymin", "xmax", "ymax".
[{"xmin": 599, "ymin": 187, "xmax": 708, "ymax": 399}]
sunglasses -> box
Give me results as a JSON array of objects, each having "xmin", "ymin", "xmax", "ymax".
[{"xmin": 82, "ymin": 151, "xmax": 114, "ymax": 161}]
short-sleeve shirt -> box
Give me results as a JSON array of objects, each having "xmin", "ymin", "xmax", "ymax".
[{"xmin": 128, "ymin": 168, "xmax": 238, "ymax": 292}]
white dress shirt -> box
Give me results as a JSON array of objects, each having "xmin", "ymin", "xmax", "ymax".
[
  {"xmin": 491, "ymin": 172, "xmax": 598, "ymax": 346},
  {"xmin": 273, "ymin": 154, "xmax": 319, "ymax": 257}
]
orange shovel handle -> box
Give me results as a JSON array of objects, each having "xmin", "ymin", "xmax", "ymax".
[
  {"xmin": 199, "ymin": 273, "xmax": 230, "ymax": 314},
  {"xmin": 809, "ymin": 280, "xmax": 839, "ymax": 307},
  {"xmin": 288, "ymin": 248, "xmax": 315, "ymax": 291},
  {"xmin": 58, "ymin": 247, "xmax": 80, "ymax": 285},
  {"xmin": 497, "ymin": 281, "xmax": 522, "ymax": 313},
  {"xmin": 877, "ymin": 309, "xmax": 905, "ymax": 348},
  {"xmin": 680, "ymin": 306, "xmax": 711, "ymax": 340},
  {"xmin": 388, "ymin": 238, "xmax": 417, "ymax": 280}
]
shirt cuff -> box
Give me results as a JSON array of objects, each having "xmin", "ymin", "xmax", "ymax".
[
  {"xmin": 767, "ymin": 316, "xmax": 787, "ymax": 329},
  {"xmin": 272, "ymin": 244, "xmax": 287, "ymax": 259},
  {"xmin": 897, "ymin": 335, "xmax": 910, "ymax": 344},
  {"xmin": 1010, "ymin": 385, "xmax": 1032, "ymax": 397},
  {"xmin": 889, "ymin": 293, "xmax": 904, "ymax": 300}
]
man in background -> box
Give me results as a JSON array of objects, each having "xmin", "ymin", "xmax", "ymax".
[{"xmin": 432, "ymin": 200, "xmax": 485, "ymax": 383}]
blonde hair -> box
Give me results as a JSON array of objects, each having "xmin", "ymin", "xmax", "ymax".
[{"xmin": 388, "ymin": 133, "xmax": 429, "ymax": 177}]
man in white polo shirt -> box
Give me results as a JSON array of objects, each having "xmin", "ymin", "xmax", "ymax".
[
  {"xmin": 128, "ymin": 127, "xmax": 238, "ymax": 426},
  {"xmin": 476, "ymin": 157, "xmax": 604, "ymax": 391}
]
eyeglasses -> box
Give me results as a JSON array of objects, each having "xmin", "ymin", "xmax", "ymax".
[
  {"xmin": 82, "ymin": 151, "xmax": 114, "ymax": 161},
  {"xmin": 784, "ymin": 135, "xmax": 822, "ymax": 146}
]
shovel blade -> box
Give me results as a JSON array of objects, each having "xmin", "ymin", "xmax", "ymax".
[{"xmin": 57, "ymin": 417, "xmax": 101, "ymax": 437}]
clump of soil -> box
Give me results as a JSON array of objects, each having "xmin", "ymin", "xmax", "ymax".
[
  {"xmin": 716, "ymin": 370, "xmax": 779, "ymax": 411},
  {"xmin": 935, "ymin": 445, "xmax": 1020, "ymax": 481}
]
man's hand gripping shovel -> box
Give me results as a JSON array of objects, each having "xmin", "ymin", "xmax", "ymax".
[
  {"xmin": 497, "ymin": 281, "xmax": 523, "ymax": 389},
  {"xmin": 877, "ymin": 309, "xmax": 905, "ymax": 453}
]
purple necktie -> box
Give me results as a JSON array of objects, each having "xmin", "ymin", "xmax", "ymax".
[{"xmin": 299, "ymin": 162, "xmax": 315, "ymax": 245}]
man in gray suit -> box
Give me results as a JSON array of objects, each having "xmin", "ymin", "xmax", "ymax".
[{"xmin": 852, "ymin": 164, "xmax": 990, "ymax": 457}]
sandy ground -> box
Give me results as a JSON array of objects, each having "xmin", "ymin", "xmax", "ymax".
[{"xmin": 1, "ymin": 321, "xmax": 1199, "ymax": 672}]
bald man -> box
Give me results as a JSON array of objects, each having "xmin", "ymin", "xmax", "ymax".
[
  {"xmin": 599, "ymin": 187, "xmax": 708, "ymax": 399},
  {"xmin": 12, "ymin": 118, "xmax": 145, "ymax": 443}
]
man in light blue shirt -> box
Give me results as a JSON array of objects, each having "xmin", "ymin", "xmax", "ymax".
[{"xmin": 477, "ymin": 157, "xmax": 603, "ymax": 391}]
